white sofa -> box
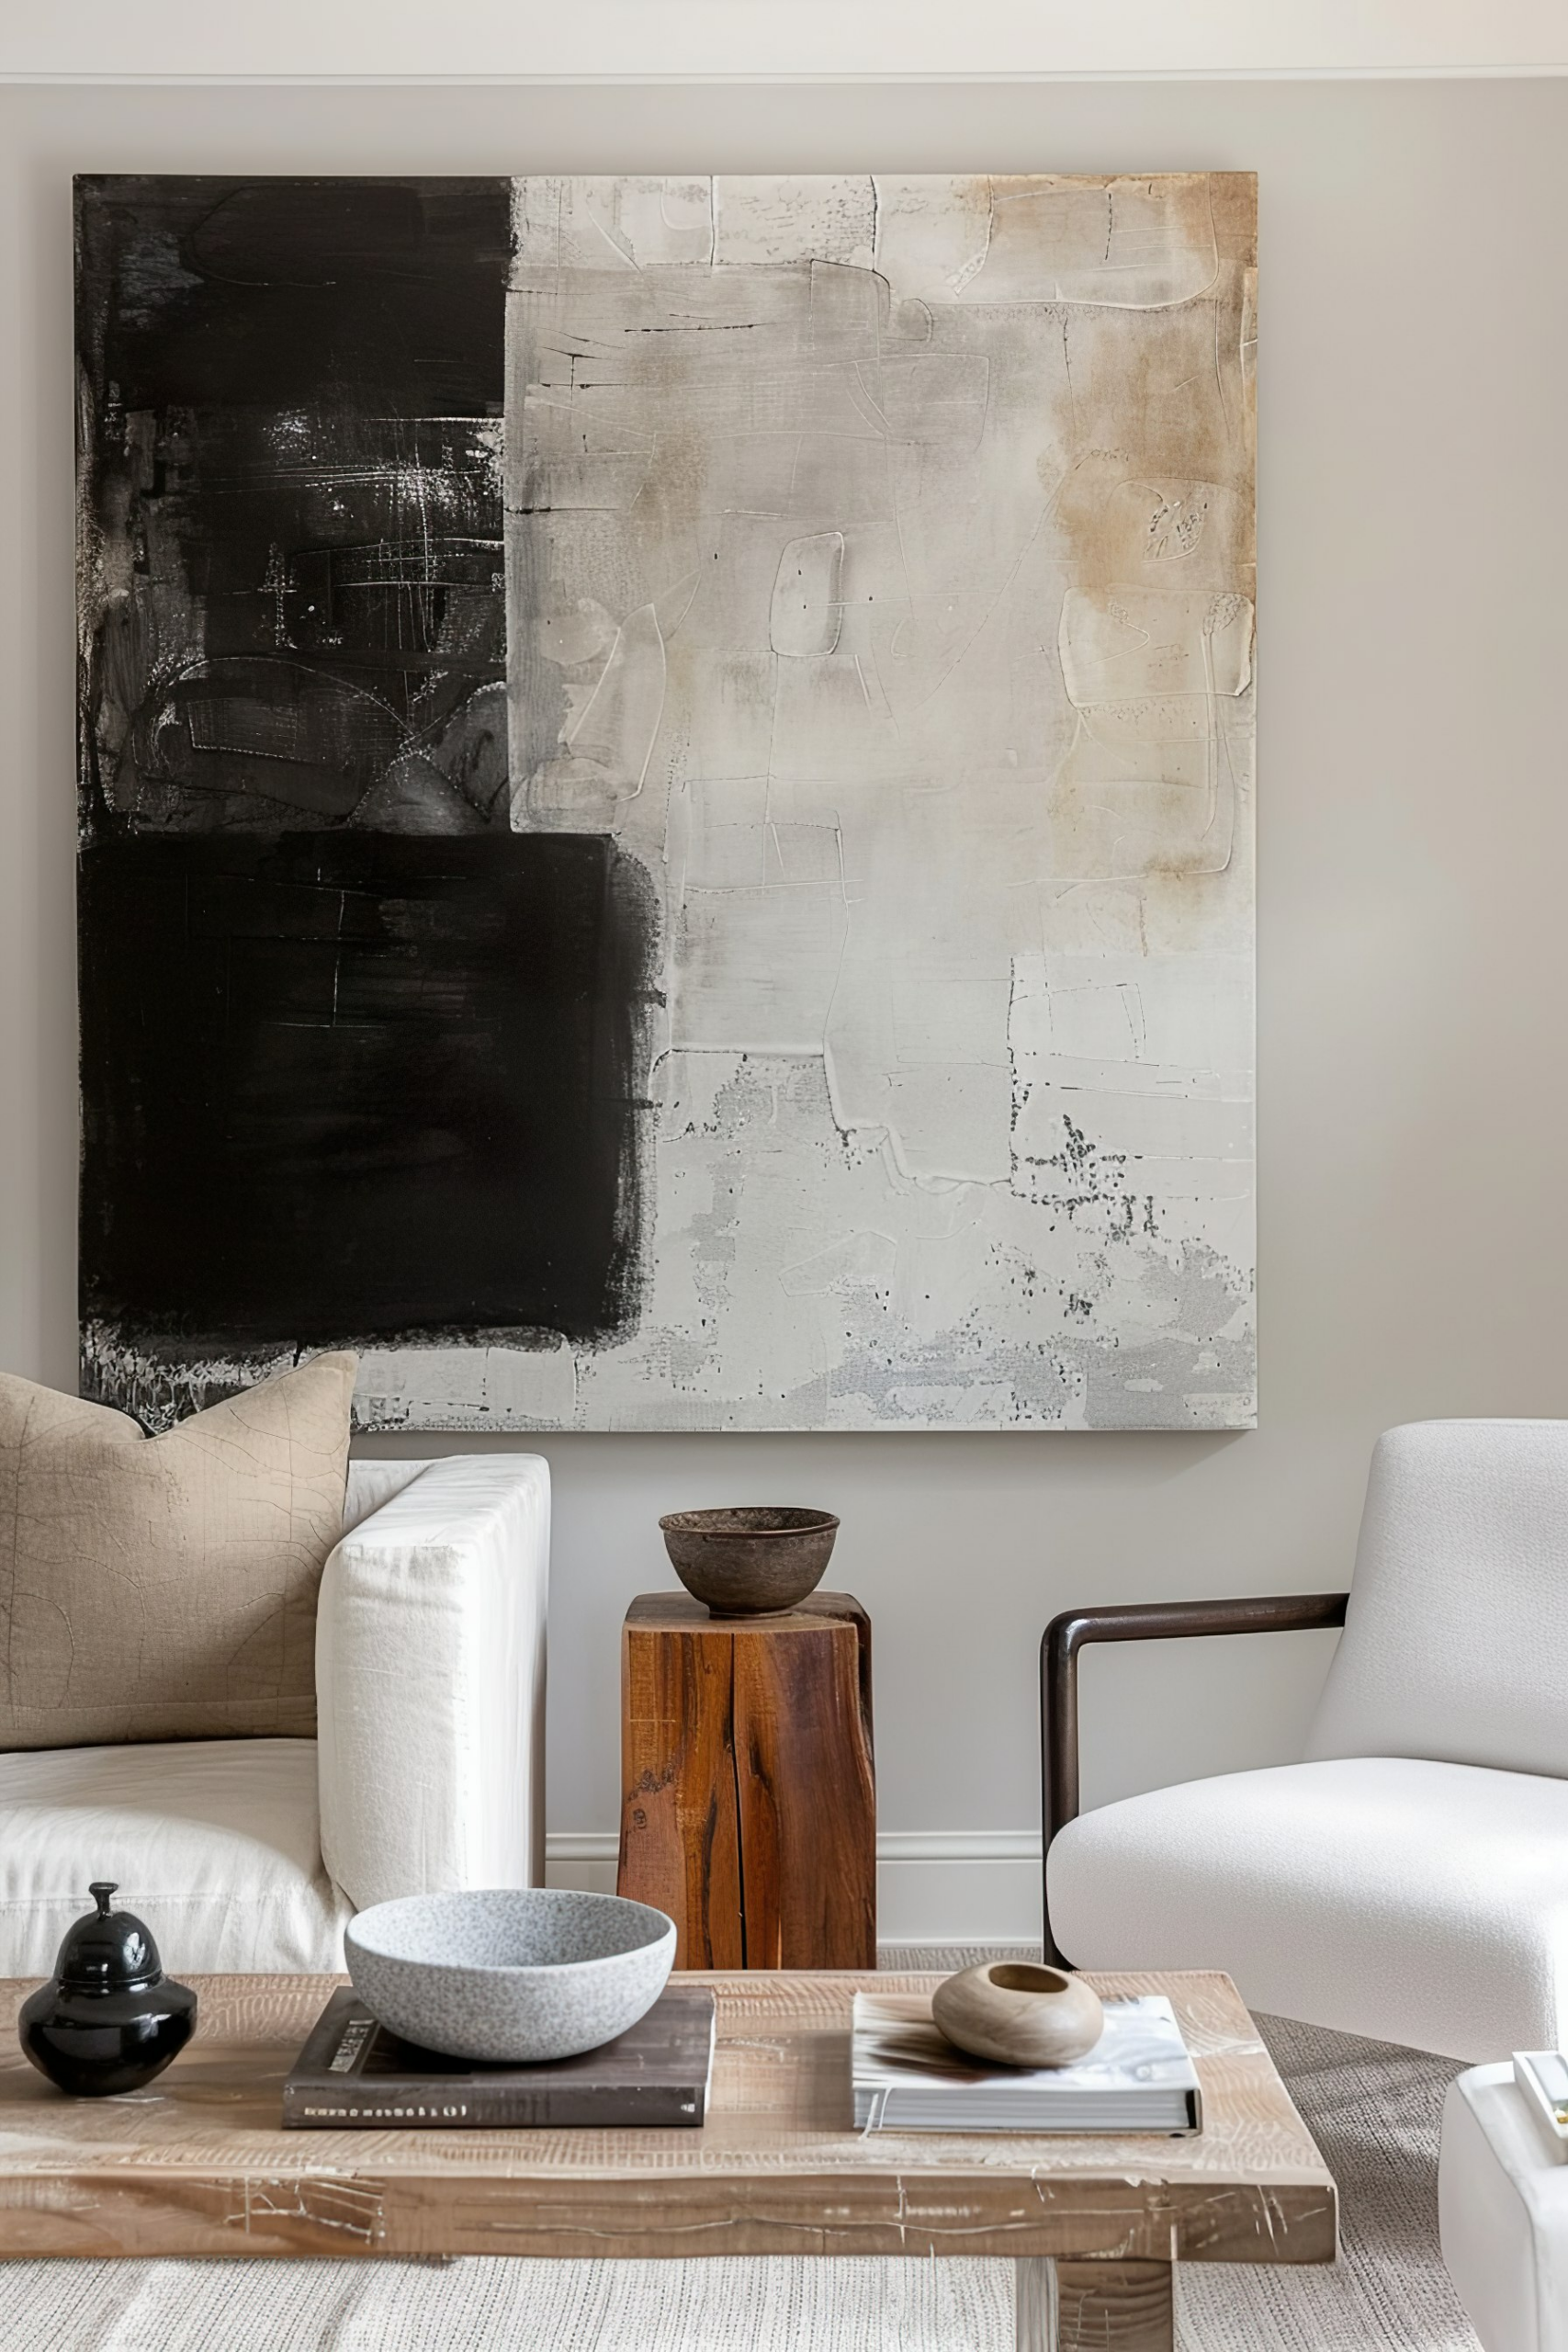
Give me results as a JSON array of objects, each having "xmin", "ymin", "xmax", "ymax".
[
  {"xmin": 1046, "ymin": 1420, "xmax": 1568, "ymax": 2062},
  {"xmin": 0, "ymin": 1455, "xmax": 548, "ymax": 1975}
]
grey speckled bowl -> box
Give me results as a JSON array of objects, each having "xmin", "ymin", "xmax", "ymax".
[{"xmin": 344, "ymin": 1888, "xmax": 677, "ymax": 2064}]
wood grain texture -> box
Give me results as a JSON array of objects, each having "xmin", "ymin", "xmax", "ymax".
[
  {"xmin": 1014, "ymin": 2256, "xmax": 1057, "ymax": 2352},
  {"xmin": 1055, "ymin": 2259, "xmax": 1174, "ymax": 2349},
  {"xmin": 619, "ymin": 1601, "xmax": 742, "ymax": 1967},
  {"xmin": 0, "ymin": 1971, "xmax": 1337, "ymax": 2265},
  {"xmin": 619, "ymin": 1591, "xmax": 874, "ymax": 1969},
  {"xmin": 1013, "ymin": 2257, "xmax": 1176, "ymax": 2352}
]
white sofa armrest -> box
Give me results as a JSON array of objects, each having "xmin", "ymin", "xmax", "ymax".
[{"xmin": 316, "ymin": 1455, "xmax": 549, "ymax": 1912}]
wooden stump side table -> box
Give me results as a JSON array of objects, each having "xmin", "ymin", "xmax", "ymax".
[{"xmin": 617, "ymin": 1591, "xmax": 875, "ymax": 1970}]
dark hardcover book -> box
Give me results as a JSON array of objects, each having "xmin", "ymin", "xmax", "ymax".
[{"xmin": 281, "ymin": 1986, "xmax": 716, "ymax": 2130}]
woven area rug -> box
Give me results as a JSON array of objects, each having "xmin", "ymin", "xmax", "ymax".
[
  {"xmin": 0, "ymin": 1951, "xmax": 1482, "ymax": 2351},
  {"xmin": 1179, "ymin": 2010, "xmax": 1478, "ymax": 2350}
]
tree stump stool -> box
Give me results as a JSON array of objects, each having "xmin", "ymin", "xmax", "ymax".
[{"xmin": 617, "ymin": 1591, "xmax": 875, "ymax": 1970}]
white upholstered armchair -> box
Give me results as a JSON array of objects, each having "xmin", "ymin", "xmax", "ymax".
[
  {"xmin": 1045, "ymin": 1421, "xmax": 1568, "ymax": 2063},
  {"xmin": 0, "ymin": 1455, "xmax": 548, "ymax": 1975}
]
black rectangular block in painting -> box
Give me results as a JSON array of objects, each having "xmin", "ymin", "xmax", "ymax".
[
  {"xmin": 79, "ymin": 831, "xmax": 656, "ymax": 1367},
  {"xmin": 75, "ymin": 175, "xmax": 512, "ymax": 839}
]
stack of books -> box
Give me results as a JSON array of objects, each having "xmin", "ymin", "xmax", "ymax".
[
  {"xmin": 281, "ymin": 1985, "xmax": 716, "ymax": 2131},
  {"xmin": 280, "ymin": 1981, "xmax": 1201, "ymax": 2139},
  {"xmin": 852, "ymin": 1990, "xmax": 1201, "ymax": 2133}
]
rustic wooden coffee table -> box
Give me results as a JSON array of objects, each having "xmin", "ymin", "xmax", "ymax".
[{"xmin": 0, "ymin": 1970, "xmax": 1336, "ymax": 2351}]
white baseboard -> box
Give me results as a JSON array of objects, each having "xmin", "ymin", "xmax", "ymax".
[{"xmin": 546, "ymin": 1830, "xmax": 1043, "ymax": 1945}]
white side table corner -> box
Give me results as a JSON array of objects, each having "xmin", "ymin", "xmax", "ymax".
[{"xmin": 1440, "ymin": 2062, "xmax": 1568, "ymax": 2352}]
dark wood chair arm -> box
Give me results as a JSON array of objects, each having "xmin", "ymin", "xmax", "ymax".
[{"xmin": 1039, "ymin": 1591, "xmax": 1349, "ymax": 1965}]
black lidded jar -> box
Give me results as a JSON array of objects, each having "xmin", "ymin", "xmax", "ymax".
[{"xmin": 18, "ymin": 1883, "xmax": 197, "ymax": 2097}]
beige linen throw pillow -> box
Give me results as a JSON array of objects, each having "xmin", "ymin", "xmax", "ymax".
[{"xmin": 0, "ymin": 1353, "xmax": 355, "ymax": 1750}]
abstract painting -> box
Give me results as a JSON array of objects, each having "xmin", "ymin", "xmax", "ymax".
[{"xmin": 76, "ymin": 173, "xmax": 1256, "ymax": 1431}]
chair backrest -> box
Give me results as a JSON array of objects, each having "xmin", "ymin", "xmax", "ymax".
[{"xmin": 1305, "ymin": 1419, "xmax": 1568, "ymax": 1780}]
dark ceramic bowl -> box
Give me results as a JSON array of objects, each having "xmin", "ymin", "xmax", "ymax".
[{"xmin": 659, "ymin": 1507, "xmax": 839, "ymax": 1616}]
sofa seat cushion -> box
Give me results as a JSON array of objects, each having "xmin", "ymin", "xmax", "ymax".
[
  {"xmin": 1047, "ymin": 1755, "xmax": 1568, "ymax": 2062},
  {"xmin": 0, "ymin": 1738, "xmax": 353, "ymax": 1975}
]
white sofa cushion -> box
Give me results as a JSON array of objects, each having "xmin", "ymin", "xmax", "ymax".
[
  {"xmin": 0, "ymin": 1738, "xmax": 352, "ymax": 1975},
  {"xmin": 343, "ymin": 1456, "xmax": 431, "ymax": 1530},
  {"xmin": 1047, "ymin": 1755, "xmax": 1568, "ymax": 2062}
]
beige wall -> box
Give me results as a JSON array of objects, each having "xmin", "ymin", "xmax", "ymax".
[
  {"xmin": 11, "ymin": 6, "xmax": 1568, "ymax": 76},
  {"xmin": 5, "ymin": 77, "xmax": 1565, "ymax": 1937}
]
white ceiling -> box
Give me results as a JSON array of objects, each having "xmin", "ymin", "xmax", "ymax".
[{"xmin": 6, "ymin": 0, "xmax": 1566, "ymax": 81}]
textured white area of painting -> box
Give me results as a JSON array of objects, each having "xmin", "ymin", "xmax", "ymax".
[{"xmin": 498, "ymin": 172, "xmax": 1256, "ymax": 1430}]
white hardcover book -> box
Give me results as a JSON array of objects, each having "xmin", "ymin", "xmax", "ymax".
[
  {"xmin": 1513, "ymin": 2051, "xmax": 1568, "ymax": 2158},
  {"xmin": 852, "ymin": 1991, "xmax": 1202, "ymax": 2135}
]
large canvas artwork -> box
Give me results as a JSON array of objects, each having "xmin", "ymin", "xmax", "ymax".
[{"xmin": 76, "ymin": 173, "xmax": 1256, "ymax": 1431}]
